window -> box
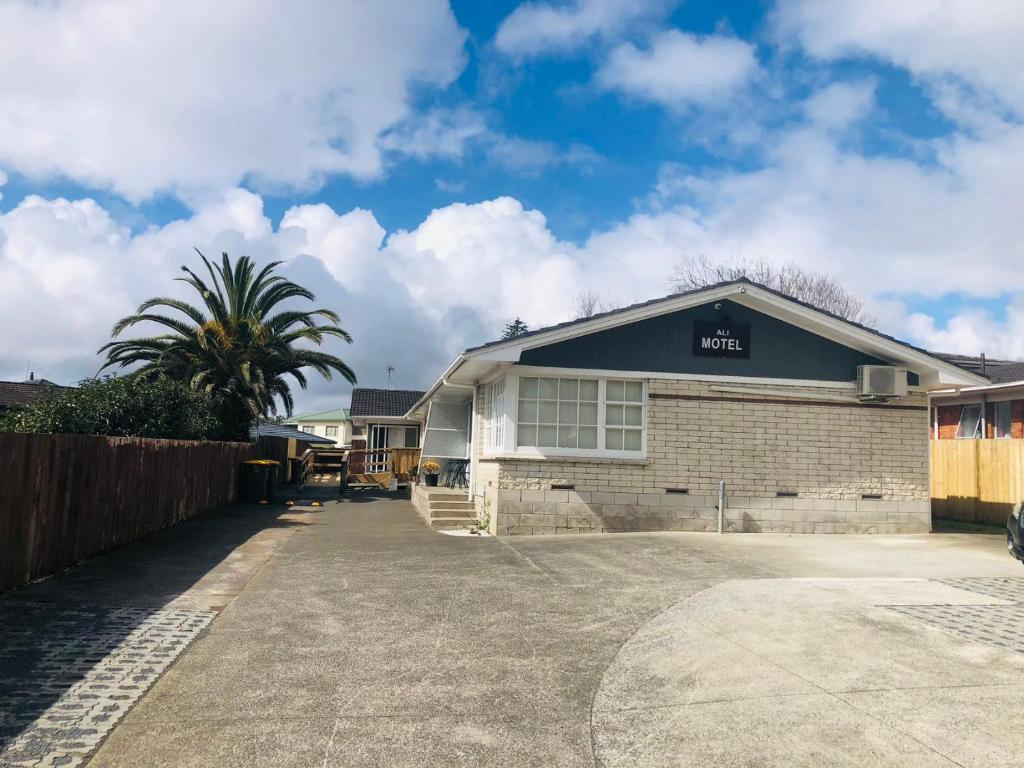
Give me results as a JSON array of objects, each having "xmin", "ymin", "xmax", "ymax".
[
  {"xmin": 404, "ymin": 426, "xmax": 419, "ymax": 448},
  {"xmin": 955, "ymin": 405, "xmax": 982, "ymax": 439},
  {"xmin": 300, "ymin": 425, "xmax": 316, "ymax": 434},
  {"xmin": 994, "ymin": 402, "xmax": 1012, "ymax": 439},
  {"xmin": 515, "ymin": 376, "xmax": 644, "ymax": 454},
  {"xmin": 605, "ymin": 380, "xmax": 644, "ymax": 451},
  {"xmin": 484, "ymin": 378, "xmax": 505, "ymax": 450},
  {"xmin": 517, "ymin": 377, "xmax": 599, "ymax": 449},
  {"xmin": 325, "ymin": 425, "xmax": 338, "ymax": 437}
]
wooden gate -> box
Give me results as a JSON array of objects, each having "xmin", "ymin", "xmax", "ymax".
[{"xmin": 931, "ymin": 439, "xmax": 1024, "ymax": 524}]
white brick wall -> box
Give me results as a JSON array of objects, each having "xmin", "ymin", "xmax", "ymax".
[{"xmin": 479, "ymin": 378, "xmax": 930, "ymax": 535}]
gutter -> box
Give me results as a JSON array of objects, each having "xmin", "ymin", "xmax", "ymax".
[{"xmin": 404, "ymin": 354, "xmax": 465, "ymax": 418}]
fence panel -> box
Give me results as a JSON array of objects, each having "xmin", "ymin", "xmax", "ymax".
[
  {"xmin": 931, "ymin": 439, "xmax": 1024, "ymax": 524},
  {"xmin": 0, "ymin": 433, "xmax": 287, "ymax": 592}
]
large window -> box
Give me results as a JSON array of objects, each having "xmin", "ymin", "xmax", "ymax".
[
  {"xmin": 484, "ymin": 378, "xmax": 505, "ymax": 450},
  {"xmin": 955, "ymin": 405, "xmax": 982, "ymax": 439},
  {"xmin": 994, "ymin": 401, "xmax": 1012, "ymax": 438},
  {"xmin": 515, "ymin": 376, "xmax": 643, "ymax": 454}
]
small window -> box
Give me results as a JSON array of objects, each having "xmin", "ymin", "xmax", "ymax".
[
  {"xmin": 300, "ymin": 425, "xmax": 316, "ymax": 434},
  {"xmin": 994, "ymin": 402, "xmax": 1013, "ymax": 439},
  {"xmin": 404, "ymin": 426, "xmax": 419, "ymax": 448},
  {"xmin": 955, "ymin": 405, "xmax": 982, "ymax": 439},
  {"xmin": 325, "ymin": 425, "xmax": 338, "ymax": 437},
  {"xmin": 605, "ymin": 379, "xmax": 644, "ymax": 452}
]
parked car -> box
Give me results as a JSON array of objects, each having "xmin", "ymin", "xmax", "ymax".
[{"xmin": 1008, "ymin": 501, "xmax": 1024, "ymax": 563}]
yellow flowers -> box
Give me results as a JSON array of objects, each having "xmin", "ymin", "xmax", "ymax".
[{"xmin": 421, "ymin": 460, "xmax": 441, "ymax": 474}]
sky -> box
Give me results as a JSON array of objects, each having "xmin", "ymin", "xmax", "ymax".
[{"xmin": 2, "ymin": 0, "xmax": 1023, "ymax": 412}]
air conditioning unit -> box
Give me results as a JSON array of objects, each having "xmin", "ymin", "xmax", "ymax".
[{"xmin": 856, "ymin": 365, "xmax": 908, "ymax": 399}]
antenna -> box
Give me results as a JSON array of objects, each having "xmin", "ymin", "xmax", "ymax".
[{"xmin": 386, "ymin": 365, "xmax": 396, "ymax": 389}]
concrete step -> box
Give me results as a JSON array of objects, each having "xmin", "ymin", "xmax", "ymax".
[
  {"xmin": 430, "ymin": 507, "xmax": 476, "ymax": 519},
  {"xmin": 429, "ymin": 516, "xmax": 478, "ymax": 529},
  {"xmin": 427, "ymin": 500, "xmax": 474, "ymax": 512}
]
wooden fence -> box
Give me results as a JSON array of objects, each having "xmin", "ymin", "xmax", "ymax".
[
  {"xmin": 931, "ymin": 439, "xmax": 1024, "ymax": 525},
  {"xmin": 0, "ymin": 433, "xmax": 285, "ymax": 592}
]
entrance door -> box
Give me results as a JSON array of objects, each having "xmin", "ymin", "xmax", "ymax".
[{"xmin": 368, "ymin": 424, "xmax": 388, "ymax": 473}]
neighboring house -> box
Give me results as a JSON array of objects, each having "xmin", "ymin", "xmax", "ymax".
[
  {"xmin": 929, "ymin": 358, "xmax": 1024, "ymax": 439},
  {"xmin": 349, "ymin": 388, "xmax": 425, "ymax": 473},
  {"xmin": 407, "ymin": 278, "xmax": 985, "ymax": 536},
  {"xmin": 250, "ymin": 421, "xmax": 337, "ymax": 447},
  {"xmin": 282, "ymin": 408, "xmax": 352, "ymax": 446},
  {"xmin": 0, "ymin": 375, "xmax": 71, "ymax": 414}
]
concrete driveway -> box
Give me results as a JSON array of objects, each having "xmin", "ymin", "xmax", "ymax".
[{"xmin": 2, "ymin": 495, "xmax": 1023, "ymax": 767}]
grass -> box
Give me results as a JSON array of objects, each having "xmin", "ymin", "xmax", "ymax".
[{"xmin": 933, "ymin": 517, "xmax": 1006, "ymax": 535}]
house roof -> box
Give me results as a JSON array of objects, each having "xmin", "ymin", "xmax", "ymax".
[
  {"xmin": 250, "ymin": 422, "xmax": 336, "ymax": 444},
  {"xmin": 287, "ymin": 408, "xmax": 350, "ymax": 423},
  {"xmin": 349, "ymin": 388, "xmax": 425, "ymax": 418},
  {"xmin": 0, "ymin": 378, "xmax": 71, "ymax": 409}
]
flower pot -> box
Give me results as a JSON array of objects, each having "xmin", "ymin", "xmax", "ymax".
[{"xmin": 424, "ymin": 474, "xmax": 439, "ymax": 487}]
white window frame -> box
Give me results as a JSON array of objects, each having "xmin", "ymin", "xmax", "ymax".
[
  {"xmin": 506, "ymin": 373, "xmax": 647, "ymax": 459},
  {"xmin": 484, "ymin": 378, "xmax": 506, "ymax": 451},
  {"xmin": 955, "ymin": 404, "xmax": 983, "ymax": 439},
  {"xmin": 325, "ymin": 425, "xmax": 338, "ymax": 437},
  {"xmin": 300, "ymin": 425, "xmax": 316, "ymax": 434}
]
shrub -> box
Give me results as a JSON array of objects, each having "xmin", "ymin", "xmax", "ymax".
[{"xmin": 0, "ymin": 375, "xmax": 230, "ymax": 441}]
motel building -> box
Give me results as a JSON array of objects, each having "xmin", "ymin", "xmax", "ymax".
[{"xmin": 407, "ymin": 279, "xmax": 986, "ymax": 536}]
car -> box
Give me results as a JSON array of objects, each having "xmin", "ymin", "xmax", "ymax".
[{"xmin": 1007, "ymin": 501, "xmax": 1024, "ymax": 563}]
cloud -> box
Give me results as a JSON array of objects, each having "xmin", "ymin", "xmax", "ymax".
[
  {"xmin": 773, "ymin": 0, "xmax": 1024, "ymax": 121},
  {"xmin": 487, "ymin": 137, "xmax": 602, "ymax": 175},
  {"xmin": 803, "ymin": 80, "xmax": 877, "ymax": 130},
  {"xmin": 596, "ymin": 30, "xmax": 759, "ymax": 109},
  {"xmin": 0, "ymin": 0, "xmax": 466, "ymax": 200},
  {"xmin": 379, "ymin": 107, "xmax": 488, "ymax": 161},
  {"xmin": 0, "ymin": 169, "xmax": 6, "ymax": 201},
  {"xmin": 495, "ymin": 0, "xmax": 674, "ymax": 58},
  {"xmin": 905, "ymin": 304, "xmax": 1024, "ymax": 359}
]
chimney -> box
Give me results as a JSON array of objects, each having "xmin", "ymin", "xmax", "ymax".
[
  {"xmin": 29, "ymin": 371, "xmax": 34, "ymax": 381},
  {"xmin": 980, "ymin": 353, "xmax": 987, "ymax": 376}
]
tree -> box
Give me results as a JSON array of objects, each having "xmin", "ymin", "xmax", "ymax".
[
  {"xmin": 573, "ymin": 290, "xmax": 622, "ymax": 319},
  {"xmin": 0, "ymin": 375, "xmax": 225, "ymax": 440},
  {"xmin": 502, "ymin": 317, "xmax": 530, "ymax": 339},
  {"xmin": 669, "ymin": 255, "xmax": 873, "ymax": 325},
  {"xmin": 99, "ymin": 250, "xmax": 356, "ymax": 440}
]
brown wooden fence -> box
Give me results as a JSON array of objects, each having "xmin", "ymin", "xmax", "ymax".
[
  {"xmin": 931, "ymin": 439, "xmax": 1024, "ymax": 525},
  {"xmin": 0, "ymin": 433, "xmax": 285, "ymax": 592}
]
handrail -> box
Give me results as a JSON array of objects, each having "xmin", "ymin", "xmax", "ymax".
[{"xmin": 290, "ymin": 448, "xmax": 315, "ymax": 492}]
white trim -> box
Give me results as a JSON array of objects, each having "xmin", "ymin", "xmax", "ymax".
[
  {"xmin": 511, "ymin": 364, "xmax": 859, "ymax": 390},
  {"xmin": 707, "ymin": 384, "xmax": 859, "ymax": 403}
]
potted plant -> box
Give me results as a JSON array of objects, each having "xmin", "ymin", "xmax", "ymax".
[{"xmin": 421, "ymin": 460, "xmax": 441, "ymax": 486}]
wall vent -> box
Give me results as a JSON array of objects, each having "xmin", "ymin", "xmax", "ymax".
[
  {"xmin": 665, "ymin": 488, "xmax": 689, "ymax": 495},
  {"xmin": 861, "ymin": 493, "xmax": 883, "ymax": 500},
  {"xmin": 776, "ymin": 491, "xmax": 798, "ymax": 497},
  {"xmin": 551, "ymin": 483, "xmax": 575, "ymax": 491}
]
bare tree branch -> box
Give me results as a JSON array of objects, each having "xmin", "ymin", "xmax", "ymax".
[
  {"xmin": 573, "ymin": 290, "xmax": 623, "ymax": 319},
  {"xmin": 669, "ymin": 255, "xmax": 874, "ymax": 326}
]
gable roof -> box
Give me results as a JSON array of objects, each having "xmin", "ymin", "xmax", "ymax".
[
  {"xmin": 0, "ymin": 379, "xmax": 72, "ymax": 409},
  {"xmin": 250, "ymin": 422, "xmax": 336, "ymax": 444},
  {"xmin": 287, "ymin": 408, "xmax": 350, "ymax": 423},
  {"xmin": 408, "ymin": 279, "xmax": 988, "ymax": 416},
  {"xmin": 349, "ymin": 388, "xmax": 425, "ymax": 418}
]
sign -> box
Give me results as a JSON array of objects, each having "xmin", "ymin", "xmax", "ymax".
[{"xmin": 692, "ymin": 321, "xmax": 750, "ymax": 358}]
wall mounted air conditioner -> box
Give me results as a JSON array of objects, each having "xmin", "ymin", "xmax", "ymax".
[{"xmin": 856, "ymin": 365, "xmax": 908, "ymax": 399}]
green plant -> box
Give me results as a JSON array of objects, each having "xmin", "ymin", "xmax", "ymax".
[
  {"xmin": 470, "ymin": 512, "xmax": 490, "ymax": 535},
  {"xmin": 501, "ymin": 317, "xmax": 529, "ymax": 339},
  {"xmin": 0, "ymin": 375, "xmax": 226, "ymax": 440},
  {"xmin": 99, "ymin": 250, "xmax": 356, "ymax": 440}
]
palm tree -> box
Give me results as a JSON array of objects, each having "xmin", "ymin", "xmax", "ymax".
[{"xmin": 100, "ymin": 250, "xmax": 356, "ymax": 439}]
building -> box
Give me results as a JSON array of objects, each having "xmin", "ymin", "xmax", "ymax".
[
  {"xmin": 349, "ymin": 388, "xmax": 425, "ymax": 474},
  {"xmin": 282, "ymin": 408, "xmax": 352, "ymax": 446},
  {"xmin": 407, "ymin": 279, "xmax": 985, "ymax": 536},
  {"xmin": 0, "ymin": 375, "xmax": 71, "ymax": 414},
  {"xmin": 929, "ymin": 358, "xmax": 1024, "ymax": 439}
]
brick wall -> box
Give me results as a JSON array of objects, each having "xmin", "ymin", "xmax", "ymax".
[{"xmin": 479, "ymin": 378, "xmax": 930, "ymax": 535}]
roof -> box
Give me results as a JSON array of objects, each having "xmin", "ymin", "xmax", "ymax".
[
  {"xmin": 287, "ymin": 408, "xmax": 350, "ymax": 423},
  {"xmin": 0, "ymin": 379, "xmax": 71, "ymax": 409},
  {"xmin": 349, "ymin": 388, "xmax": 425, "ymax": 418},
  {"xmin": 250, "ymin": 422, "xmax": 336, "ymax": 444},
  {"xmin": 931, "ymin": 353, "xmax": 1024, "ymax": 384},
  {"xmin": 464, "ymin": 278, "xmax": 982, "ymax": 378}
]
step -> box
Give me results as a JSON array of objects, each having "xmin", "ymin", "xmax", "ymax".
[
  {"xmin": 429, "ymin": 516, "xmax": 479, "ymax": 529},
  {"xmin": 427, "ymin": 500, "xmax": 474, "ymax": 512},
  {"xmin": 430, "ymin": 507, "xmax": 476, "ymax": 519}
]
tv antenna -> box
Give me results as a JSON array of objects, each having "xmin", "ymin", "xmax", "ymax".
[{"xmin": 386, "ymin": 365, "xmax": 396, "ymax": 389}]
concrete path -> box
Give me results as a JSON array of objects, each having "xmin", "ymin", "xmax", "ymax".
[{"xmin": 2, "ymin": 495, "xmax": 1022, "ymax": 766}]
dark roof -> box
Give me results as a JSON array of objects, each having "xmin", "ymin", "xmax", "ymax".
[
  {"xmin": 930, "ymin": 353, "xmax": 1024, "ymax": 384},
  {"xmin": 984, "ymin": 362, "xmax": 1024, "ymax": 384},
  {"xmin": 464, "ymin": 278, "xmax": 987, "ymax": 379},
  {"xmin": 0, "ymin": 379, "xmax": 71, "ymax": 409},
  {"xmin": 250, "ymin": 422, "xmax": 336, "ymax": 444},
  {"xmin": 349, "ymin": 388, "xmax": 425, "ymax": 418}
]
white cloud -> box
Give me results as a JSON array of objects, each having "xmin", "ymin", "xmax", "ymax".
[
  {"xmin": 596, "ymin": 30, "xmax": 759, "ymax": 109},
  {"xmin": 803, "ymin": 80, "xmax": 877, "ymax": 130},
  {"xmin": 0, "ymin": 169, "xmax": 6, "ymax": 201},
  {"xmin": 905, "ymin": 305, "xmax": 1024, "ymax": 359},
  {"xmin": 495, "ymin": 0, "xmax": 673, "ymax": 58},
  {"xmin": 379, "ymin": 107, "xmax": 488, "ymax": 161},
  {"xmin": 0, "ymin": 0, "xmax": 466, "ymax": 200},
  {"xmin": 773, "ymin": 0, "xmax": 1024, "ymax": 121},
  {"xmin": 487, "ymin": 137, "xmax": 602, "ymax": 175}
]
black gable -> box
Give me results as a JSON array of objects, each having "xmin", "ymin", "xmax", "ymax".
[
  {"xmin": 517, "ymin": 299, "xmax": 892, "ymax": 383},
  {"xmin": 350, "ymin": 388, "xmax": 425, "ymax": 418}
]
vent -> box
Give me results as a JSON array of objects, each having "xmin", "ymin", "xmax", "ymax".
[
  {"xmin": 861, "ymin": 493, "xmax": 883, "ymax": 500},
  {"xmin": 856, "ymin": 365, "xmax": 908, "ymax": 399},
  {"xmin": 665, "ymin": 488, "xmax": 689, "ymax": 495},
  {"xmin": 776, "ymin": 491, "xmax": 798, "ymax": 497},
  {"xmin": 551, "ymin": 483, "xmax": 575, "ymax": 491}
]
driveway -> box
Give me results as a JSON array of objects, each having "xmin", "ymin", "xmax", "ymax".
[{"xmin": 2, "ymin": 495, "xmax": 1023, "ymax": 767}]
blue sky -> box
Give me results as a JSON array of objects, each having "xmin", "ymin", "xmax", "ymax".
[{"xmin": 1, "ymin": 0, "xmax": 1022, "ymax": 409}]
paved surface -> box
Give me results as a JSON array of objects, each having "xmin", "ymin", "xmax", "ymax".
[{"xmin": 1, "ymin": 495, "xmax": 1023, "ymax": 767}]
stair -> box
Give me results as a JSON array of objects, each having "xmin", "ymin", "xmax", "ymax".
[{"xmin": 420, "ymin": 490, "xmax": 478, "ymax": 529}]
